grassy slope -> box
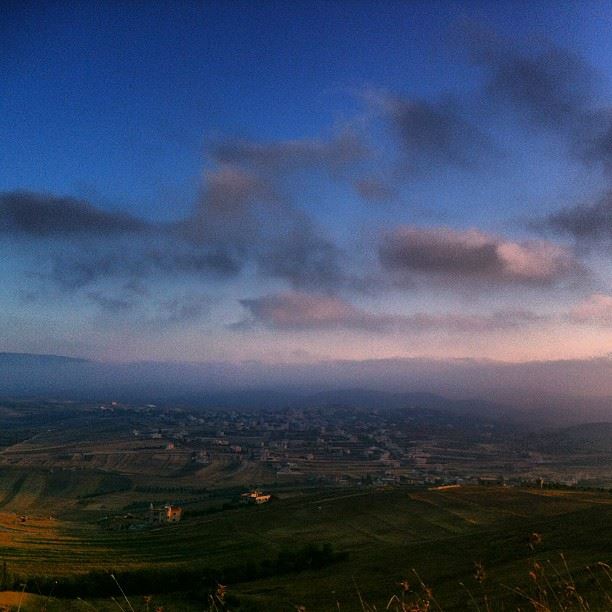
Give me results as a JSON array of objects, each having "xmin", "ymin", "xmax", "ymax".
[
  {"xmin": 0, "ymin": 485, "xmax": 609, "ymax": 609},
  {"xmin": 231, "ymin": 487, "xmax": 612, "ymax": 610}
]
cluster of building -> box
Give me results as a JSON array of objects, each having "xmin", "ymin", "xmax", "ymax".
[
  {"xmin": 149, "ymin": 503, "xmax": 183, "ymax": 523},
  {"xmin": 22, "ymin": 401, "xmax": 604, "ymax": 490},
  {"xmin": 240, "ymin": 490, "xmax": 271, "ymax": 504},
  {"xmin": 126, "ymin": 405, "xmax": 578, "ymax": 487}
]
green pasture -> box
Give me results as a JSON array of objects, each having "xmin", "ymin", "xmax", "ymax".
[{"xmin": 0, "ymin": 484, "xmax": 609, "ymax": 610}]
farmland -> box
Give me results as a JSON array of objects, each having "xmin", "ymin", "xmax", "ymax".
[
  {"xmin": 0, "ymin": 478, "xmax": 610, "ymax": 610},
  {"xmin": 0, "ymin": 400, "xmax": 610, "ymax": 610}
]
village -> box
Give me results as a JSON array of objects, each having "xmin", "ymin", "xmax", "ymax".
[
  {"xmin": 1, "ymin": 399, "xmax": 608, "ymax": 513},
  {"xmin": 91, "ymin": 401, "xmax": 612, "ymax": 490}
]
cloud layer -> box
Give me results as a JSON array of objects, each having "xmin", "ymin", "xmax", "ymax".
[
  {"xmin": 0, "ymin": 191, "xmax": 147, "ymax": 236},
  {"xmin": 545, "ymin": 192, "xmax": 612, "ymax": 243},
  {"xmin": 469, "ymin": 28, "xmax": 612, "ymax": 171},
  {"xmin": 386, "ymin": 96, "xmax": 493, "ymax": 169},
  {"xmin": 570, "ymin": 294, "xmax": 612, "ymax": 326},
  {"xmin": 238, "ymin": 291, "xmax": 541, "ymax": 333},
  {"xmin": 379, "ymin": 226, "xmax": 577, "ymax": 285},
  {"xmin": 2, "ymin": 27, "xmax": 611, "ymax": 355}
]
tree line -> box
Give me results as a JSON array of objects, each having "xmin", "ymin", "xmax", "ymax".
[{"xmin": 1, "ymin": 543, "xmax": 348, "ymax": 599}]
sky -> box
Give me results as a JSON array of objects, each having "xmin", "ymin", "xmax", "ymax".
[{"xmin": 1, "ymin": 1, "xmax": 612, "ymax": 382}]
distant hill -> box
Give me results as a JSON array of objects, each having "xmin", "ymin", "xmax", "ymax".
[
  {"xmin": 300, "ymin": 388, "xmax": 509, "ymax": 420},
  {"xmin": 0, "ymin": 358, "xmax": 501, "ymax": 417},
  {"xmin": 0, "ymin": 352, "xmax": 609, "ymax": 427},
  {"xmin": 0, "ymin": 352, "xmax": 95, "ymax": 396},
  {"xmin": 536, "ymin": 421, "xmax": 612, "ymax": 453},
  {"xmin": 0, "ymin": 352, "xmax": 89, "ymax": 366}
]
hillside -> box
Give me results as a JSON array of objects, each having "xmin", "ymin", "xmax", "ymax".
[
  {"xmin": 0, "ymin": 485, "xmax": 609, "ymax": 610},
  {"xmin": 536, "ymin": 422, "xmax": 612, "ymax": 454}
]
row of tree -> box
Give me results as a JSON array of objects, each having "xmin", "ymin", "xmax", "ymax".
[{"xmin": 2, "ymin": 543, "xmax": 348, "ymax": 599}]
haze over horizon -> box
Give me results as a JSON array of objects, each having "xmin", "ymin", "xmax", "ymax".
[
  {"xmin": 2, "ymin": 2, "xmax": 612, "ymax": 397},
  {"xmin": 1, "ymin": 353, "xmax": 611, "ymax": 420}
]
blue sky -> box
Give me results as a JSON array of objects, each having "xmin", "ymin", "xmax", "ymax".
[
  {"xmin": 1, "ymin": 1, "xmax": 611, "ymax": 373},
  {"xmin": 3, "ymin": 1, "xmax": 609, "ymax": 212}
]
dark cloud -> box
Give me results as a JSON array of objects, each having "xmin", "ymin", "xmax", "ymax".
[
  {"xmin": 469, "ymin": 30, "xmax": 612, "ymax": 170},
  {"xmin": 184, "ymin": 164, "xmax": 281, "ymax": 259},
  {"xmin": 3, "ymin": 164, "xmax": 348, "ymax": 296},
  {"xmin": 237, "ymin": 291, "xmax": 541, "ymax": 333},
  {"xmin": 8, "ymin": 44, "xmax": 605, "ymax": 310},
  {"xmin": 195, "ymin": 165, "xmax": 270, "ymax": 222},
  {"xmin": 354, "ymin": 177, "xmax": 396, "ymax": 203},
  {"xmin": 382, "ymin": 227, "xmax": 498, "ymax": 274},
  {"xmin": 392, "ymin": 99, "xmax": 492, "ymax": 168},
  {"xmin": 472, "ymin": 33, "xmax": 612, "ymax": 245},
  {"xmin": 48, "ymin": 245, "xmax": 241, "ymax": 290},
  {"xmin": 184, "ymin": 161, "xmax": 351, "ymax": 292},
  {"xmin": 0, "ymin": 191, "xmax": 243, "ymax": 295},
  {"xmin": 258, "ymin": 221, "xmax": 347, "ymax": 291},
  {"xmin": 0, "ymin": 191, "xmax": 147, "ymax": 236},
  {"xmin": 380, "ymin": 226, "xmax": 578, "ymax": 285},
  {"xmin": 365, "ymin": 90, "xmax": 493, "ymax": 171},
  {"xmin": 473, "ymin": 41, "xmax": 594, "ymax": 130},
  {"xmin": 0, "ymin": 180, "xmax": 251, "ymax": 292},
  {"xmin": 544, "ymin": 192, "xmax": 612, "ymax": 243}
]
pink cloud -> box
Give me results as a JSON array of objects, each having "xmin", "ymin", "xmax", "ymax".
[
  {"xmin": 237, "ymin": 291, "xmax": 541, "ymax": 333},
  {"xmin": 570, "ymin": 294, "xmax": 612, "ymax": 326},
  {"xmin": 380, "ymin": 226, "xmax": 578, "ymax": 284}
]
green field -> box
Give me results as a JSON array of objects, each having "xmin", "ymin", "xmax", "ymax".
[{"xmin": 0, "ymin": 479, "xmax": 610, "ymax": 610}]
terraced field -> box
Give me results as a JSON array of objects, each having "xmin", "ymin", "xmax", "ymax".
[{"xmin": 0, "ymin": 485, "xmax": 609, "ymax": 610}]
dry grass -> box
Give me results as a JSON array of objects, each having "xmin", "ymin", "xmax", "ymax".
[{"xmin": 346, "ymin": 555, "xmax": 612, "ymax": 612}]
